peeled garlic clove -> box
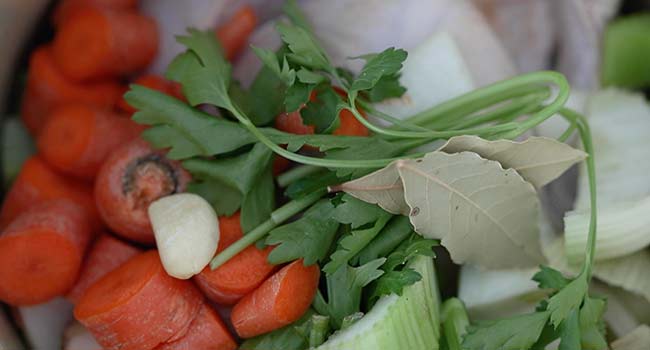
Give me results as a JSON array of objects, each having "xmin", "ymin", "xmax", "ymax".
[{"xmin": 149, "ymin": 193, "xmax": 220, "ymax": 279}]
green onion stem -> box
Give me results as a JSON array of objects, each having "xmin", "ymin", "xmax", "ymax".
[{"xmin": 209, "ymin": 189, "xmax": 327, "ymax": 269}]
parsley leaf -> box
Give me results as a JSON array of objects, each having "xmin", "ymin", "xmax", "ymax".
[
  {"xmin": 127, "ymin": 86, "xmax": 256, "ymax": 158},
  {"xmin": 462, "ymin": 312, "xmax": 551, "ymax": 350},
  {"xmin": 297, "ymin": 68, "xmax": 326, "ymax": 84},
  {"xmin": 266, "ymin": 200, "xmax": 340, "ymax": 265},
  {"xmin": 186, "ymin": 180, "xmax": 241, "ymax": 216},
  {"xmin": 365, "ymin": 73, "xmax": 407, "ymax": 102},
  {"xmin": 382, "ymin": 234, "xmax": 437, "ymax": 271},
  {"xmin": 547, "ymin": 273, "xmax": 588, "ymax": 328},
  {"xmin": 351, "ymin": 47, "xmax": 407, "ymax": 93},
  {"xmin": 323, "ymin": 212, "xmax": 392, "ymax": 274},
  {"xmin": 558, "ymin": 309, "xmax": 581, "ymax": 350},
  {"xmin": 285, "ymin": 82, "xmax": 315, "ymax": 112},
  {"xmin": 241, "ymin": 167, "xmax": 275, "ymax": 232},
  {"xmin": 369, "ymin": 268, "xmax": 421, "ymax": 303},
  {"xmin": 357, "ymin": 215, "xmax": 415, "ymax": 265},
  {"xmin": 239, "ymin": 310, "xmax": 313, "ymax": 350},
  {"xmin": 314, "ymin": 258, "xmax": 385, "ymax": 329},
  {"xmin": 175, "ymin": 29, "xmax": 232, "ymax": 109},
  {"xmin": 285, "ymin": 170, "xmax": 348, "ymax": 199},
  {"xmin": 331, "ymin": 194, "xmax": 388, "ymax": 229},
  {"xmin": 277, "ymin": 22, "xmax": 330, "ymax": 71},
  {"xmin": 283, "ymin": 0, "xmax": 313, "ymax": 32},
  {"xmin": 579, "ymin": 297, "xmax": 607, "ymax": 350},
  {"xmin": 301, "ymin": 85, "xmax": 343, "ymax": 133},
  {"xmin": 252, "ymin": 46, "xmax": 296, "ymax": 86},
  {"xmin": 181, "ymin": 143, "xmax": 273, "ymax": 194},
  {"xmin": 532, "ymin": 265, "xmax": 571, "ymax": 291}
]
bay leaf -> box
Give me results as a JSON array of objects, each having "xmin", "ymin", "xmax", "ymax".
[
  {"xmin": 439, "ymin": 135, "xmax": 587, "ymax": 188},
  {"xmin": 335, "ymin": 162, "xmax": 410, "ymax": 215},
  {"xmin": 397, "ymin": 151, "xmax": 544, "ymax": 268}
]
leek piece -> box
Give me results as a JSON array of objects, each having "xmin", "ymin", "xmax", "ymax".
[{"xmin": 602, "ymin": 14, "xmax": 650, "ymax": 89}]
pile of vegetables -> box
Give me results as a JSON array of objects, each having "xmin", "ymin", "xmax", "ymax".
[{"xmin": 1, "ymin": 0, "xmax": 650, "ymax": 349}]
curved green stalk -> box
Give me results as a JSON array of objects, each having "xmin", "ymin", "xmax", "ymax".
[{"xmin": 277, "ymin": 165, "xmax": 324, "ymax": 187}]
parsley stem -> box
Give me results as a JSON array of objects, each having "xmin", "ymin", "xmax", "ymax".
[
  {"xmin": 557, "ymin": 119, "xmax": 578, "ymax": 143},
  {"xmin": 209, "ymin": 189, "xmax": 327, "ymax": 269},
  {"xmin": 277, "ymin": 165, "xmax": 323, "ymax": 187},
  {"xmin": 559, "ymin": 108, "xmax": 597, "ymax": 279},
  {"xmin": 355, "ymin": 100, "xmax": 433, "ymax": 132}
]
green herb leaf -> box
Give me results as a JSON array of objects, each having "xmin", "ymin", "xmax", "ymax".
[
  {"xmin": 175, "ymin": 29, "xmax": 232, "ymax": 109},
  {"xmin": 186, "ymin": 180, "xmax": 241, "ymax": 216},
  {"xmin": 558, "ymin": 309, "xmax": 581, "ymax": 350},
  {"xmin": 239, "ymin": 310, "xmax": 313, "ymax": 350},
  {"xmin": 276, "ymin": 22, "xmax": 330, "ymax": 71},
  {"xmin": 356, "ymin": 216, "xmax": 415, "ymax": 265},
  {"xmin": 547, "ymin": 273, "xmax": 588, "ymax": 328},
  {"xmin": 266, "ymin": 200, "xmax": 340, "ymax": 265},
  {"xmin": 368, "ymin": 268, "xmax": 421, "ymax": 303},
  {"xmin": 382, "ymin": 234, "xmax": 437, "ymax": 271},
  {"xmin": 331, "ymin": 194, "xmax": 388, "ymax": 229},
  {"xmin": 324, "ymin": 213, "xmax": 392, "ymax": 274},
  {"xmin": 462, "ymin": 312, "xmax": 550, "ymax": 350},
  {"xmin": 283, "ymin": 0, "xmax": 313, "ymax": 32},
  {"xmin": 165, "ymin": 51, "xmax": 196, "ymax": 83},
  {"xmin": 365, "ymin": 73, "xmax": 407, "ymax": 102},
  {"xmin": 579, "ymin": 297, "xmax": 608, "ymax": 350},
  {"xmin": 297, "ymin": 68, "xmax": 326, "ymax": 85},
  {"xmin": 241, "ymin": 167, "xmax": 275, "ymax": 233},
  {"xmin": 301, "ymin": 86, "xmax": 342, "ymax": 133},
  {"xmin": 127, "ymin": 86, "xmax": 255, "ymax": 158},
  {"xmin": 182, "ymin": 143, "xmax": 273, "ymax": 194},
  {"xmin": 317, "ymin": 258, "xmax": 386, "ymax": 329},
  {"xmin": 285, "ymin": 82, "xmax": 315, "ymax": 113},
  {"xmin": 351, "ymin": 47, "xmax": 407, "ymax": 93},
  {"xmin": 533, "ymin": 265, "xmax": 571, "ymax": 291},
  {"xmin": 286, "ymin": 170, "xmax": 348, "ymax": 200},
  {"xmin": 252, "ymin": 46, "xmax": 296, "ymax": 86}
]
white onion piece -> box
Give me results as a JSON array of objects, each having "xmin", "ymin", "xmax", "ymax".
[{"xmin": 149, "ymin": 193, "xmax": 220, "ymax": 279}]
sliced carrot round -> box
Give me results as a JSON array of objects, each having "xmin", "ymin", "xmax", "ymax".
[
  {"xmin": 0, "ymin": 157, "xmax": 100, "ymax": 231},
  {"xmin": 67, "ymin": 234, "xmax": 141, "ymax": 304},
  {"xmin": 216, "ymin": 5, "xmax": 258, "ymax": 61},
  {"xmin": 75, "ymin": 251, "xmax": 203, "ymax": 350},
  {"xmin": 21, "ymin": 47, "xmax": 122, "ymax": 135},
  {"xmin": 231, "ymin": 259, "xmax": 320, "ymax": 338},
  {"xmin": 0, "ymin": 200, "xmax": 93, "ymax": 305},
  {"xmin": 154, "ymin": 303, "xmax": 237, "ymax": 350},
  {"xmin": 95, "ymin": 139, "xmax": 190, "ymax": 244},
  {"xmin": 38, "ymin": 104, "xmax": 143, "ymax": 179},
  {"xmin": 52, "ymin": 7, "xmax": 158, "ymax": 81},
  {"xmin": 52, "ymin": 0, "xmax": 139, "ymax": 27}
]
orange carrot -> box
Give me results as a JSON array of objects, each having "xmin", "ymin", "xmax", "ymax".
[
  {"xmin": 52, "ymin": 0, "xmax": 139, "ymax": 27},
  {"xmin": 118, "ymin": 75, "xmax": 185, "ymax": 113},
  {"xmin": 38, "ymin": 104, "xmax": 144, "ymax": 179},
  {"xmin": 94, "ymin": 139, "xmax": 191, "ymax": 244},
  {"xmin": 194, "ymin": 213, "xmax": 276, "ymax": 305},
  {"xmin": 274, "ymin": 87, "xmax": 369, "ymax": 137},
  {"xmin": 21, "ymin": 47, "xmax": 122, "ymax": 135},
  {"xmin": 216, "ymin": 5, "xmax": 258, "ymax": 61},
  {"xmin": 153, "ymin": 303, "xmax": 237, "ymax": 350},
  {"xmin": 231, "ymin": 259, "xmax": 320, "ymax": 338},
  {"xmin": 52, "ymin": 6, "xmax": 158, "ymax": 81},
  {"xmin": 74, "ymin": 251, "xmax": 203, "ymax": 350},
  {"xmin": 0, "ymin": 199, "xmax": 93, "ymax": 306},
  {"xmin": 0, "ymin": 157, "xmax": 100, "ymax": 231},
  {"xmin": 67, "ymin": 234, "xmax": 141, "ymax": 304}
]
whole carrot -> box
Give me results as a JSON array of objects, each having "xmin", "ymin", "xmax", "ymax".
[
  {"xmin": 52, "ymin": 0, "xmax": 139, "ymax": 27},
  {"xmin": 94, "ymin": 139, "xmax": 190, "ymax": 244},
  {"xmin": 67, "ymin": 234, "xmax": 141, "ymax": 304},
  {"xmin": 231, "ymin": 259, "xmax": 320, "ymax": 338},
  {"xmin": 0, "ymin": 157, "xmax": 100, "ymax": 230},
  {"xmin": 216, "ymin": 5, "xmax": 258, "ymax": 61},
  {"xmin": 52, "ymin": 6, "xmax": 158, "ymax": 81},
  {"xmin": 74, "ymin": 251, "xmax": 203, "ymax": 350},
  {"xmin": 21, "ymin": 47, "xmax": 122, "ymax": 135},
  {"xmin": 38, "ymin": 104, "xmax": 144, "ymax": 179},
  {"xmin": 0, "ymin": 199, "xmax": 93, "ymax": 305},
  {"xmin": 154, "ymin": 303, "xmax": 237, "ymax": 350},
  {"xmin": 118, "ymin": 75, "xmax": 185, "ymax": 114},
  {"xmin": 194, "ymin": 212, "xmax": 276, "ymax": 305}
]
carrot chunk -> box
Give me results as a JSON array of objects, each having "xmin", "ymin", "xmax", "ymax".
[
  {"xmin": 194, "ymin": 212, "xmax": 276, "ymax": 305},
  {"xmin": 216, "ymin": 5, "xmax": 258, "ymax": 60},
  {"xmin": 67, "ymin": 234, "xmax": 141, "ymax": 304},
  {"xmin": 94, "ymin": 139, "xmax": 191, "ymax": 244},
  {"xmin": 21, "ymin": 47, "xmax": 122, "ymax": 135},
  {"xmin": 231, "ymin": 259, "xmax": 320, "ymax": 338},
  {"xmin": 52, "ymin": 0, "xmax": 139, "ymax": 27},
  {"xmin": 0, "ymin": 200, "xmax": 93, "ymax": 305},
  {"xmin": 0, "ymin": 157, "xmax": 100, "ymax": 231},
  {"xmin": 52, "ymin": 6, "xmax": 158, "ymax": 81},
  {"xmin": 74, "ymin": 251, "xmax": 203, "ymax": 350},
  {"xmin": 118, "ymin": 75, "xmax": 185, "ymax": 113},
  {"xmin": 38, "ymin": 104, "xmax": 144, "ymax": 179},
  {"xmin": 154, "ymin": 303, "xmax": 237, "ymax": 350}
]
